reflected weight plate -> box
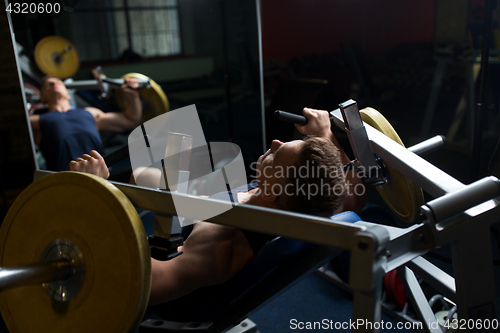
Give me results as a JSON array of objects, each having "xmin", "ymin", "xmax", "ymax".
[
  {"xmin": 0, "ymin": 172, "xmax": 151, "ymax": 332},
  {"xmin": 116, "ymin": 73, "xmax": 170, "ymax": 123},
  {"xmin": 360, "ymin": 108, "xmax": 424, "ymax": 223},
  {"xmin": 34, "ymin": 36, "xmax": 80, "ymax": 79}
]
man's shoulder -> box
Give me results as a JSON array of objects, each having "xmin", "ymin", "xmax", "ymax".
[{"xmin": 83, "ymin": 106, "xmax": 104, "ymax": 118}]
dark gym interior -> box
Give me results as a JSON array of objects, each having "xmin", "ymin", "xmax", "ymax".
[{"xmin": 1, "ymin": 0, "xmax": 500, "ymax": 332}]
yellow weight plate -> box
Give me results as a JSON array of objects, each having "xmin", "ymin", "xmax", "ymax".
[
  {"xmin": 0, "ymin": 172, "xmax": 151, "ymax": 332},
  {"xmin": 360, "ymin": 108, "xmax": 424, "ymax": 223},
  {"xmin": 34, "ymin": 36, "xmax": 80, "ymax": 79},
  {"xmin": 116, "ymin": 73, "xmax": 170, "ymax": 123}
]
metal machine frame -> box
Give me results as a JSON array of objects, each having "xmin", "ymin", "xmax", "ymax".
[{"xmin": 33, "ymin": 100, "xmax": 500, "ymax": 332}]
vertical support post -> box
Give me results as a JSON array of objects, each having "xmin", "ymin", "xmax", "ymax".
[
  {"xmin": 349, "ymin": 227, "xmax": 389, "ymax": 332},
  {"xmin": 256, "ymin": 0, "xmax": 266, "ymax": 153},
  {"xmin": 472, "ymin": 0, "xmax": 497, "ymax": 178}
]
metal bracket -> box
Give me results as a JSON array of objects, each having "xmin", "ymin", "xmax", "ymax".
[
  {"xmin": 339, "ymin": 100, "xmax": 384, "ymax": 185},
  {"xmin": 150, "ymin": 214, "xmax": 184, "ymax": 261}
]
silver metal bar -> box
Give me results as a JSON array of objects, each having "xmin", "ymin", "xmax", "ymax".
[
  {"xmin": 64, "ymin": 80, "xmax": 100, "ymax": 90},
  {"xmin": 375, "ymin": 226, "xmax": 434, "ymax": 272},
  {"xmin": 350, "ymin": 226, "xmax": 388, "ymax": 332},
  {"xmin": 255, "ymin": 0, "xmax": 266, "ymax": 153},
  {"xmin": 0, "ymin": 260, "xmax": 71, "ymax": 291},
  {"xmin": 408, "ymin": 135, "xmax": 446, "ymax": 157},
  {"xmin": 354, "ymin": 221, "xmax": 435, "ymax": 272},
  {"xmin": 339, "ymin": 100, "xmax": 381, "ymax": 185},
  {"xmin": 406, "ymin": 257, "xmax": 456, "ymax": 301},
  {"xmin": 118, "ymin": 185, "xmax": 367, "ymax": 250},
  {"xmin": 34, "ymin": 170, "xmax": 370, "ymax": 250},
  {"xmin": 331, "ymin": 108, "xmax": 465, "ymax": 197},
  {"xmin": 340, "ymin": 100, "xmax": 364, "ymax": 131},
  {"xmin": 397, "ymin": 266, "xmax": 443, "ymax": 333},
  {"xmin": 426, "ymin": 201, "xmax": 500, "ymax": 247},
  {"xmin": 423, "ymin": 176, "xmax": 500, "ymax": 223}
]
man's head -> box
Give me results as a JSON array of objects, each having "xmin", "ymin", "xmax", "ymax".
[
  {"xmin": 256, "ymin": 136, "xmax": 346, "ymax": 217},
  {"xmin": 40, "ymin": 75, "xmax": 71, "ymax": 103}
]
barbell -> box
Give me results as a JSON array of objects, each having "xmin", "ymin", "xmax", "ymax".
[
  {"xmin": 34, "ymin": 36, "xmax": 170, "ymax": 123},
  {"xmin": 34, "ymin": 36, "xmax": 80, "ymax": 79}
]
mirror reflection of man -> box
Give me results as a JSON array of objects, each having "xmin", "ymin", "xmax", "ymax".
[{"xmin": 29, "ymin": 75, "xmax": 142, "ymax": 171}]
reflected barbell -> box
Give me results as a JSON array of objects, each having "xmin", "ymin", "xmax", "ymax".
[
  {"xmin": 34, "ymin": 36, "xmax": 170, "ymax": 122},
  {"xmin": 63, "ymin": 71, "xmax": 170, "ymax": 123}
]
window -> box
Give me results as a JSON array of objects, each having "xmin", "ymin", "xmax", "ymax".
[{"xmin": 66, "ymin": 0, "xmax": 181, "ymax": 61}]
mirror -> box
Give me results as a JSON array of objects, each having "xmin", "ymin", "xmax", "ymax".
[{"xmin": 6, "ymin": 0, "xmax": 264, "ymax": 185}]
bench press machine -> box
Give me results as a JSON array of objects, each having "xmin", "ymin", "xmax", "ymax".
[{"xmin": 0, "ymin": 100, "xmax": 499, "ymax": 332}]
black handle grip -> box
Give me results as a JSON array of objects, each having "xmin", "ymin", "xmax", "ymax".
[
  {"xmin": 274, "ymin": 110, "xmax": 308, "ymax": 125},
  {"xmin": 274, "ymin": 110, "xmax": 335, "ymax": 126},
  {"xmin": 103, "ymin": 134, "xmax": 150, "ymax": 167}
]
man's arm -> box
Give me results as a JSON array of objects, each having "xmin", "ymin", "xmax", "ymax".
[
  {"xmin": 69, "ymin": 151, "xmax": 254, "ymax": 306},
  {"xmin": 295, "ymin": 108, "xmax": 367, "ymax": 213},
  {"xmin": 86, "ymin": 78, "xmax": 142, "ymax": 132},
  {"xmin": 149, "ymin": 222, "xmax": 253, "ymax": 305}
]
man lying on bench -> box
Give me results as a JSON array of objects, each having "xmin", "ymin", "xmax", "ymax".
[{"xmin": 69, "ymin": 108, "xmax": 367, "ymax": 307}]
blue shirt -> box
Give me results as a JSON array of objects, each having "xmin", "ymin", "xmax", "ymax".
[{"xmin": 39, "ymin": 108, "xmax": 105, "ymax": 171}]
